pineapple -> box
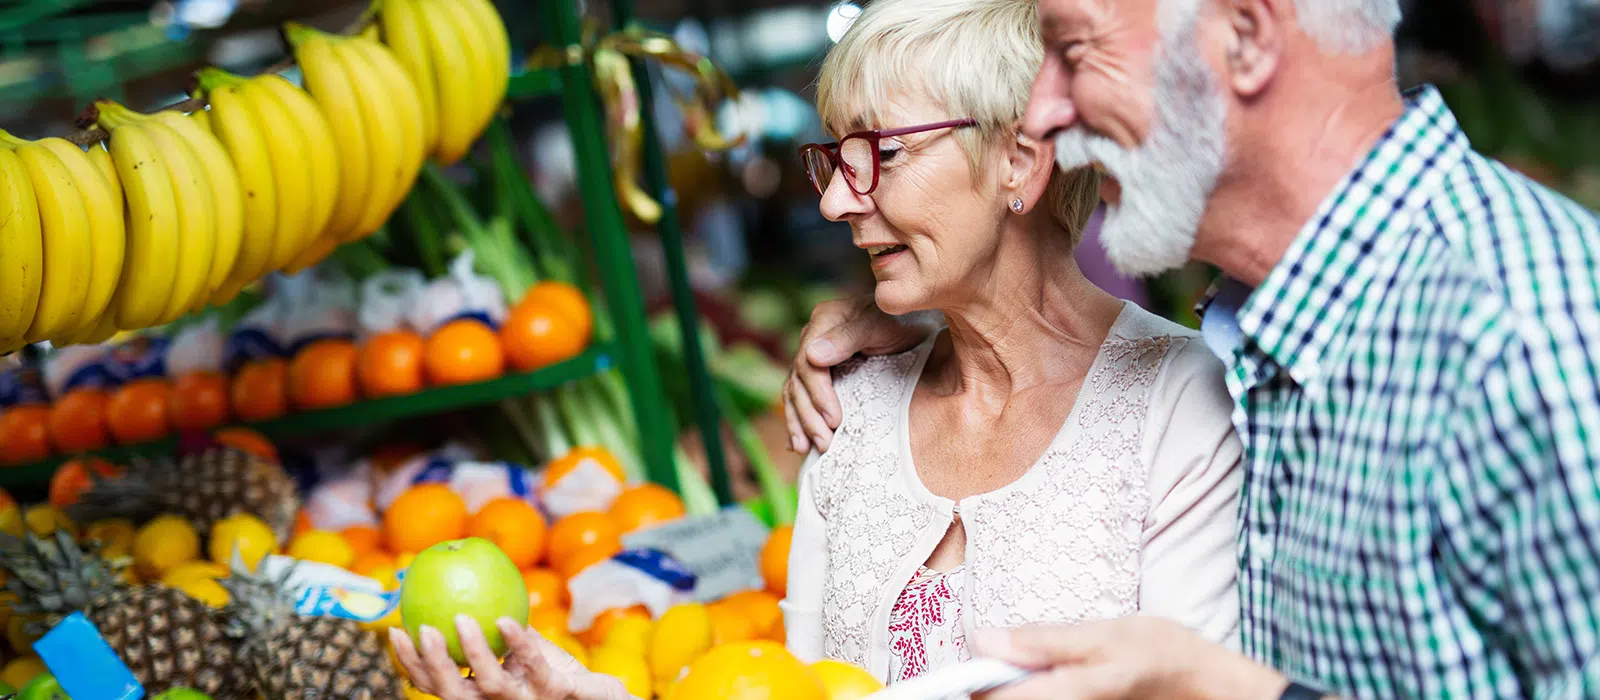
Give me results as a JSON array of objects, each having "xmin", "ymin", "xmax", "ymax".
[
  {"xmin": 0, "ymin": 531, "xmax": 254, "ymax": 698},
  {"xmin": 68, "ymin": 446, "xmax": 299, "ymax": 542},
  {"xmin": 220, "ymin": 562, "xmax": 404, "ymax": 699}
]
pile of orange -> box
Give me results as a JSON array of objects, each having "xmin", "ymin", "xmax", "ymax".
[{"xmin": 501, "ymin": 281, "xmax": 593, "ymax": 372}]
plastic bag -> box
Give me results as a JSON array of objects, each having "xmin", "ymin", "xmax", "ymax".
[
  {"xmin": 406, "ymin": 251, "xmax": 507, "ymax": 335},
  {"xmin": 371, "ymin": 442, "xmax": 483, "ymax": 511},
  {"xmin": 540, "ymin": 458, "xmax": 626, "ymax": 520},
  {"xmin": 282, "ymin": 271, "xmax": 359, "ymax": 354},
  {"xmin": 567, "ymin": 549, "xmax": 696, "ymax": 633},
  {"xmin": 358, "ymin": 269, "xmax": 427, "ymax": 337},
  {"xmin": 0, "ymin": 355, "xmax": 49, "ymax": 408},
  {"xmin": 305, "ymin": 459, "xmax": 379, "ymax": 531},
  {"xmin": 42, "ymin": 345, "xmax": 115, "ymax": 398},
  {"xmin": 254, "ymin": 554, "xmax": 396, "ymax": 624},
  {"xmin": 165, "ymin": 316, "xmax": 227, "ymax": 377},
  {"xmin": 375, "ymin": 456, "xmax": 538, "ymax": 514},
  {"xmin": 226, "ymin": 293, "xmax": 289, "ymax": 372},
  {"xmin": 101, "ymin": 334, "xmax": 170, "ymax": 383}
]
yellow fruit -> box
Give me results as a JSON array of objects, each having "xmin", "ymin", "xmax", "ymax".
[
  {"xmin": 287, "ymin": 530, "xmax": 355, "ymax": 568},
  {"xmin": 133, "ymin": 514, "xmax": 201, "ymax": 580},
  {"xmin": 603, "ymin": 614, "xmax": 653, "ymax": 657},
  {"xmin": 534, "ymin": 624, "xmax": 589, "ymax": 669},
  {"xmin": 648, "ymin": 603, "xmax": 713, "ymax": 685},
  {"xmin": 0, "ymin": 591, "xmax": 15, "ymax": 632},
  {"xmin": 811, "ymin": 659, "xmax": 884, "ymax": 699},
  {"xmin": 209, "ymin": 512, "xmax": 278, "ymax": 569},
  {"xmin": 0, "ymin": 656, "xmax": 46, "ymax": 688},
  {"xmin": 7, "ymin": 614, "xmax": 40, "ymax": 655},
  {"xmin": 405, "ymin": 686, "xmax": 441, "ymax": 700},
  {"xmin": 589, "ymin": 644, "xmax": 651, "ymax": 699},
  {"xmin": 23, "ymin": 504, "xmax": 75, "ymax": 538},
  {"xmin": 668, "ymin": 641, "xmax": 825, "ymax": 700},
  {"xmin": 160, "ymin": 560, "xmax": 229, "ymax": 586},
  {"xmin": 0, "ymin": 506, "xmax": 24, "ymax": 538},
  {"xmin": 360, "ymin": 604, "xmax": 404, "ymax": 633},
  {"xmin": 83, "ymin": 518, "xmax": 137, "ymax": 558},
  {"xmin": 171, "ymin": 576, "xmax": 229, "ymax": 607}
]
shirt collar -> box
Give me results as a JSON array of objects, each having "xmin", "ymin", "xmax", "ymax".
[{"xmin": 1233, "ymin": 84, "xmax": 1471, "ymax": 390}]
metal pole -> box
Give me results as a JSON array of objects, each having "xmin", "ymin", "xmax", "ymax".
[
  {"xmin": 540, "ymin": 0, "xmax": 679, "ymax": 491},
  {"xmin": 609, "ymin": 0, "xmax": 735, "ymax": 507}
]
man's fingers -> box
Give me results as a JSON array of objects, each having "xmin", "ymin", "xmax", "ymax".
[
  {"xmin": 789, "ymin": 370, "xmax": 836, "ymax": 452},
  {"xmin": 418, "ymin": 624, "xmax": 481, "ymax": 698},
  {"xmin": 979, "ymin": 666, "xmax": 1124, "ymax": 700},
  {"xmin": 973, "ymin": 625, "xmax": 1098, "ymax": 667},
  {"xmin": 782, "ymin": 388, "xmax": 810, "ymax": 454}
]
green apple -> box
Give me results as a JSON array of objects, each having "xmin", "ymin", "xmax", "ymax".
[
  {"xmin": 400, "ymin": 537, "xmax": 529, "ymax": 664},
  {"xmin": 16, "ymin": 673, "xmax": 69, "ymax": 700},
  {"xmin": 151, "ymin": 689, "xmax": 213, "ymax": 700}
]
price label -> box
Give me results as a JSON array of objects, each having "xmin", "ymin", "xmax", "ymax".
[{"xmin": 622, "ymin": 507, "xmax": 771, "ymax": 602}]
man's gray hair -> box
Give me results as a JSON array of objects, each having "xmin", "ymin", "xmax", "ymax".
[{"xmin": 1292, "ymin": 0, "xmax": 1402, "ymax": 53}]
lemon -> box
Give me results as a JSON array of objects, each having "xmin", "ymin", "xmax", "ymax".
[
  {"xmin": 23, "ymin": 505, "xmax": 75, "ymax": 538},
  {"xmin": 83, "ymin": 518, "xmax": 137, "ymax": 558},
  {"xmin": 0, "ymin": 506, "xmax": 24, "ymax": 538},
  {"xmin": 0, "ymin": 591, "xmax": 15, "ymax": 632},
  {"xmin": 133, "ymin": 514, "xmax": 201, "ymax": 580},
  {"xmin": 811, "ymin": 659, "xmax": 884, "ymax": 699},
  {"xmin": 6, "ymin": 615, "xmax": 40, "ymax": 655},
  {"xmin": 286, "ymin": 530, "xmax": 354, "ymax": 569},
  {"xmin": 589, "ymin": 644, "xmax": 652, "ymax": 699},
  {"xmin": 404, "ymin": 686, "xmax": 440, "ymax": 700},
  {"xmin": 161, "ymin": 560, "xmax": 230, "ymax": 586},
  {"xmin": 647, "ymin": 603, "xmax": 713, "ymax": 685},
  {"xmin": 209, "ymin": 513, "xmax": 278, "ymax": 569},
  {"xmin": 534, "ymin": 625, "xmax": 589, "ymax": 669},
  {"xmin": 0, "ymin": 656, "xmax": 46, "ymax": 688},
  {"xmin": 603, "ymin": 614, "xmax": 653, "ymax": 657},
  {"xmin": 170, "ymin": 577, "xmax": 229, "ymax": 608}
]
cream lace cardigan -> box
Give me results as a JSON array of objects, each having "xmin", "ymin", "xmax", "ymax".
[{"xmin": 782, "ymin": 302, "xmax": 1243, "ymax": 680}]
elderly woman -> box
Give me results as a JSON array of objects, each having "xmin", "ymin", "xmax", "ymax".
[{"xmin": 392, "ymin": 0, "xmax": 1241, "ymax": 695}]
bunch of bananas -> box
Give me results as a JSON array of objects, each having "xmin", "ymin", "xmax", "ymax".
[
  {"xmin": 286, "ymin": 23, "xmax": 427, "ymax": 255},
  {"xmin": 377, "ymin": 0, "xmax": 510, "ymax": 164}
]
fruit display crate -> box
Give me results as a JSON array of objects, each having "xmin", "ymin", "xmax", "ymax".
[{"xmin": 0, "ymin": 345, "xmax": 615, "ymax": 492}]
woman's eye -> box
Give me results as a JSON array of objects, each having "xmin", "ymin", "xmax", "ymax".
[{"xmin": 878, "ymin": 146, "xmax": 902, "ymax": 162}]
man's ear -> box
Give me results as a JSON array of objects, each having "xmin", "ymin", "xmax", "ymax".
[
  {"xmin": 1222, "ymin": 0, "xmax": 1283, "ymax": 97},
  {"xmin": 1006, "ymin": 130, "xmax": 1056, "ymax": 214}
]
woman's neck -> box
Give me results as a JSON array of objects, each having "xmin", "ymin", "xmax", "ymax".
[{"xmin": 929, "ymin": 247, "xmax": 1125, "ymax": 403}]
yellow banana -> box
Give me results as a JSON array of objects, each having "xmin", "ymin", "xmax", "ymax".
[
  {"xmin": 237, "ymin": 79, "xmax": 314, "ymax": 270},
  {"xmin": 344, "ymin": 38, "xmax": 423, "ymax": 238},
  {"xmin": 256, "ymin": 74, "xmax": 343, "ymax": 275},
  {"xmin": 191, "ymin": 107, "xmax": 212, "ymax": 133},
  {"xmin": 156, "ymin": 111, "xmax": 243, "ymax": 306},
  {"xmin": 413, "ymin": 0, "xmax": 484, "ymax": 164},
  {"xmin": 140, "ymin": 117, "xmax": 218, "ymax": 324},
  {"xmin": 15, "ymin": 142, "xmax": 93, "ymax": 343},
  {"xmin": 105, "ymin": 122, "xmax": 180, "ymax": 330},
  {"xmin": 288, "ymin": 24, "xmax": 371, "ymax": 242},
  {"xmin": 457, "ymin": 0, "xmax": 511, "ymax": 133},
  {"xmin": 379, "ymin": 0, "xmax": 440, "ymax": 155},
  {"xmin": 37, "ymin": 138, "xmax": 124, "ymax": 340},
  {"xmin": 58, "ymin": 143, "xmax": 127, "ymax": 345},
  {"xmin": 198, "ymin": 75, "xmax": 278, "ymax": 293},
  {"xmin": 0, "ymin": 147, "xmax": 42, "ymax": 350}
]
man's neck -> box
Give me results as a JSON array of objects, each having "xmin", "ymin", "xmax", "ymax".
[{"xmin": 1192, "ymin": 56, "xmax": 1407, "ymax": 288}]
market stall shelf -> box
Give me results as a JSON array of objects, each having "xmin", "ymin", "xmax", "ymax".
[{"xmin": 0, "ymin": 345, "xmax": 615, "ymax": 489}]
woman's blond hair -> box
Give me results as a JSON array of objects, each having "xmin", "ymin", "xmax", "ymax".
[{"xmin": 815, "ymin": 0, "xmax": 1100, "ymax": 243}]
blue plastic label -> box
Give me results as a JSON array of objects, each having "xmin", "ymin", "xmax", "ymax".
[
  {"xmin": 444, "ymin": 310, "xmax": 498, "ymax": 330},
  {"xmin": 223, "ymin": 327, "xmax": 285, "ymax": 373},
  {"xmin": 34, "ymin": 613, "xmax": 145, "ymax": 700},
  {"xmin": 614, "ymin": 548, "xmax": 698, "ymax": 592}
]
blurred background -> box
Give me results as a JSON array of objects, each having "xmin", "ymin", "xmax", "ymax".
[{"xmin": 1, "ymin": 0, "xmax": 1594, "ymax": 334}]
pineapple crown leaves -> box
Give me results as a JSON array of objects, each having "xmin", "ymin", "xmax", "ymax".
[
  {"xmin": 218, "ymin": 552, "xmax": 303, "ymax": 641},
  {"xmin": 0, "ymin": 530, "xmax": 127, "ymax": 632}
]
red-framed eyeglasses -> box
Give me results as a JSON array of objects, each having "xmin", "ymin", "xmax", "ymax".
[{"xmin": 798, "ymin": 118, "xmax": 978, "ymax": 196}]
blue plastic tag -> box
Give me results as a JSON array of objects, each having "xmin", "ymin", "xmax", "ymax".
[
  {"xmin": 34, "ymin": 613, "xmax": 145, "ymax": 700},
  {"xmin": 614, "ymin": 548, "xmax": 698, "ymax": 592}
]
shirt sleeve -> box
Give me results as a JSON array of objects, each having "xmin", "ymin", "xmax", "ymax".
[
  {"xmin": 1138, "ymin": 338, "xmax": 1243, "ymax": 648},
  {"xmin": 781, "ymin": 452, "xmax": 827, "ymax": 663},
  {"xmin": 1441, "ymin": 332, "xmax": 1600, "ymax": 696}
]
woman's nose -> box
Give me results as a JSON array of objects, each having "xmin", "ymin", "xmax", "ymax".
[
  {"xmin": 1023, "ymin": 61, "xmax": 1077, "ymax": 141},
  {"xmin": 817, "ymin": 171, "xmax": 873, "ymax": 222}
]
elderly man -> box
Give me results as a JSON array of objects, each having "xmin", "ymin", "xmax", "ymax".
[{"xmin": 783, "ymin": 0, "xmax": 1600, "ymax": 698}]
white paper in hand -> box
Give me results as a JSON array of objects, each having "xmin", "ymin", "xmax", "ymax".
[{"xmin": 864, "ymin": 658, "xmax": 1031, "ymax": 700}]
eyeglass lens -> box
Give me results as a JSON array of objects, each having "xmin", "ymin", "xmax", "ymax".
[{"xmin": 804, "ymin": 136, "xmax": 878, "ymax": 195}]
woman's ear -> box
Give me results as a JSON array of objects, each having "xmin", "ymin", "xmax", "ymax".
[{"xmin": 1005, "ymin": 130, "xmax": 1056, "ymax": 214}]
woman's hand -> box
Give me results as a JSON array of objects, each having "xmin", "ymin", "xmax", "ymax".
[
  {"xmin": 784, "ymin": 295, "xmax": 938, "ymax": 454},
  {"xmin": 390, "ymin": 616, "xmax": 636, "ymax": 700}
]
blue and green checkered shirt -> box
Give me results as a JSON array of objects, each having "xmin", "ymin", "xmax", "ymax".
[{"xmin": 1204, "ymin": 85, "xmax": 1600, "ymax": 698}]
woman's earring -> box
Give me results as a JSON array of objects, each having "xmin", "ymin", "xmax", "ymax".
[{"xmin": 1011, "ymin": 198, "xmax": 1025, "ymax": 213}]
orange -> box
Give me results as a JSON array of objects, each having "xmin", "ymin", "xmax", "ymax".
[
  {"xmin": 0, "ymin": 488, "xmax": 15, "ymax": 510},
  {"xmin": 214, "ymin": 427, "xmax": 279, "ymax": 462},
  {"xmin": 608, "ymin": 483, "xmax": 685, "ymax": 533},
  {"xmin": 289, "ymin": 339, "xmax": 359, "ymax": 410},
  {"xmin": 0, "ymin": 405, "xmax": 52, "ymax": 465},
  {"xmin": 423, "ymin": 319, "xmax": 504, "ymax": 386},
  {"xmin": 357, "ymin": 330, "xmax": 425, "ymax": 397},
  {"xmin": 350, "ymin": 551, "xmax": 400, "ymax": 589},
  {"xmin": 383, "ymin": 484, "xmax": 468, "ymax": 554},
  {"xmin": 706, "ymin": 602, "xmax": 757, "ymax": 645},
  {"xmin": 811, "ymin": 659, "xmax": 884, "ymax": 699},
  {"xmin": 516, "ymin": 281, "xmax": 593, "ymax": 340},
  {"xmin": 293, "ymin": 509, "xmax": 313, "ymax": 537},
  {"xmin": 501, "ymin": 300, "xmax": 589, "ymax": 372},
  {"xmin": 720, "ymin": 590, "xmax": 784, "ymax": 641},
  {"xmin": 522, "ymin": 568, "xmax": 566, "ymax": 610},
  {"xmin": 579, "ymin": 604, "xmax": 649, "ymax": 647},
  {"xmin": 668, "ymin": 641, "xmax": 825, "ymax": 700},
  {"xmin": 48, "ymin": 457, "xmax": 122, "ymax": 509},
  {"xmin": 466, "ymin": 497, "xmax": 546, "ymax": 569},
  {"xmin": 542, "ymin": 446, "xmax": 626, "ymax": 495},
  {"xmin": 554, "ymin": 540, "xmax": 621, "ymax": 580},
  {"xmin": 231, "ymin": 358, "xmax": 288, "ymax": 422},
  {"xmin": 169, "ymin": 371, "xmax": 231, "ymax": 431},
  {"xmin": 339, "ymin": 524, "xmax": 383, "ymax": 558},
  {"xmin": 47, "ymin": 388, "xmax": 109, "ymax": 453},
  {"xmin": 546, "ymin": 511, "xmax": 620, "ymax": 575},
  {"xmin": 105, "ymin": 379, "xmax": 171, "ymax": 444},
  {"xmin": 528, "ymin": 605, "xmax": 569, "ymax": 632},
  {"xmin": 760, "ymin": 525, "xmax": 792, "ymax": 598}
]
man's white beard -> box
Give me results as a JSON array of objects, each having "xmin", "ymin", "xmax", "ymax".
[{"xmin": 1052, "ymin": 10, "xmax": 1227, "ymax": 278}]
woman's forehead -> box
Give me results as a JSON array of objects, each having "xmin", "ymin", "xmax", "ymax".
[{"xmin": 824, "ymin": 91, "xmax": 947, "ymax": 136}]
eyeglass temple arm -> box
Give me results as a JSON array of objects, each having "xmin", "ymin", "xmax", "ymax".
[{"xmin": 875, "ymin": 118, "xmax": 979, "ymax": 139}]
